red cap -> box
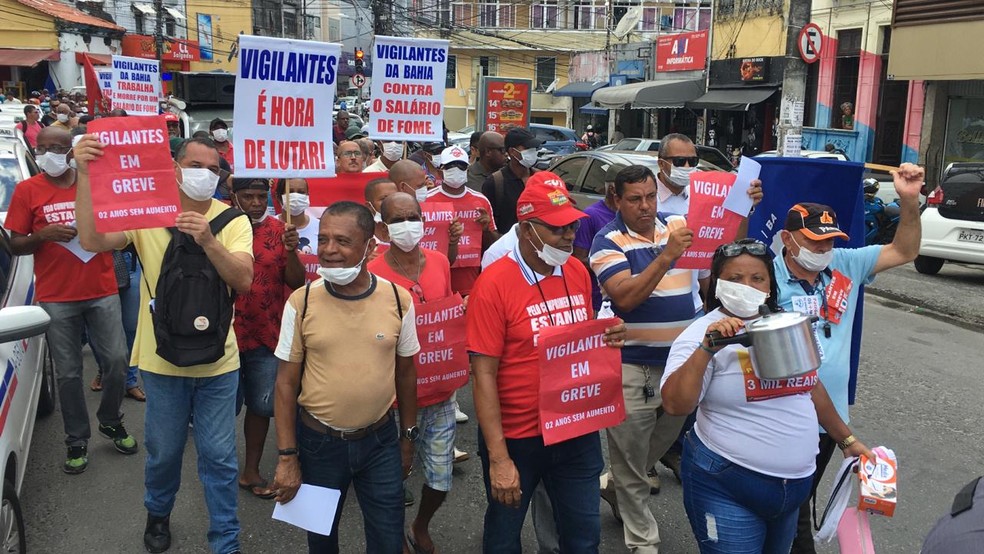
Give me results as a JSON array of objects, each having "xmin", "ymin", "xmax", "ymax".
[
  {"xmin": 164, "ymin": 112, "xmax": 179, "ymax": 122},
  {"xmin": 516, "ymin": 172, "xmax": 587, "ymax": 226}
]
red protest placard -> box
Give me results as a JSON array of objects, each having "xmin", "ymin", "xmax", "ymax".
[
  {"xmin": 414, "ymin": 293, "xmax": 468, "ymax": 405},
  {"xmin": 87, "ymin": 115, "xmax": 180, "ymax": 232},
  {"xmin": 421, "ymin": 199, "xmax": 483, "ymax": 268},
  {"xmin": 306, "ymin": 172, "xmax": 388, "ymax": 209},
  {"xmin": 299, "ymin": 252, "xmax": 321, "ymax": 283},
  {"xmin": 538, "ymin": 318, "xmax": 625, "ymax": 445},
  {"xmin": 421, "ymin": 202, "xmax": 452, "ymax": 254},
  {"xmin": 676, "ymin": 171, "xmax": 744, "ymax": 270}
]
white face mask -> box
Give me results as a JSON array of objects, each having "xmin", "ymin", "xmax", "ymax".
[
  {"xmin": 387, "ymin": 220, "xmax": 424, "ymax": 252},
  {"xmin": 791, "ymin": 236, "xmax": 834, "ymax": 272},
  {"xmin": 282, "ymin": 193, "xmax": 310, "ymax": 217},
  {"xmin": 316, "ymin": 243, "xmax": 370, "ymax": 286},
  {"xmin": 529, "ymin": 223, "xmax": 572, "ymax": 267},
  {"xmin": 404, "ymin": 184, "xmax": 429, "ymax": 203},
  {"xmin": 38, "ymin": 152, "xmax": 70, "ymax": 177},
  {"xmin": 667, "ymin": 165, "xmax": 697, "ymax": 189},
  {"xmin": 715, "ymin": 279, "xmax": 768, "ymax": 318},
  {"xmin": 179, "ymin": 167, "xmax": 220, "ymax": 201},
  {"xmin": 443, "ymin": 167, "xmax": 467, "ymax": 189},
  {"xmin": 371, "ymin": 208, "xmax": 383, "ymax": 224},
  {"xmin": 515, "ymin": 148, "xmax": 538, "ymax": 169},
  {"xmin": 382, "ymin": 142, "xmax": 403, "ymax": 162},
  {"xmin": 56, "ymin": 113, "xmax": 69, "ymax": 123},
  {"xmin": 211, "ymin": 128, "xmax": 229, "ymax": 143}
]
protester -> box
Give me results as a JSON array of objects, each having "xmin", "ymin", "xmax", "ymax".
[
  {"xmin": 390, "ymin": 159, "xmax": 463, "ymax": 263},
  {"xmin": 468, "ymin": 131, "xmax": 482, "ymax": 164},
  {"xmin": 409, "ymin": 142, "xmax": 445, "ymax": 187},
  {"xmin": 20, "ymin": 104, "xmax": 44, "ymax": 150},
  {"xmin": 610, "ymin": 125, "xmax": 625, "ymax": 145},
  {"xmin": 365, "ymin": 140, "xmax": 404, "ymax": 172},
  {"xmin": 356, "ymin": 137, "xmax": 376, "ymax": 167},
  {"xmin": 336, "ymin": 141, "xmax": 365, "ymax": 174},
  {"xmin": 41, "ymin": 99, "xmax": 59, "ymax": 126},
  {"xmin": 466, "ymin": 131, "xmax": 507, "ymax": 191},
  {"xmin": 482, "ymin": 127, "xmax": 541, "ymax": 231},
  {"xmin": 661, "ymin": 238, "xmax": 873, "ymax": 553},
  {"xmin": 271, "ymin": 201, "xmax": 419, "ymax": 553},
  {"xmin": 6, "ymin": 127, "xmax": 137, "ymax": 474},
  {"xmin": 164, "ymin": 113, "xmax": 181, "ymax": 138},
  {"xmin": 50, "ymin": 103, "xmax": 72, "ymax": 131},
  {"xmin": 230, "ymin": 177, "xmax": 304, "ymax": 499},
  {"xmin": 581, "ymin": 125, "xmax": 600, "ymax": 149},
  {"xmin": 780, "ymin": 163, "xmax": 924, "ymax": 553},
  {"xmin": 275, "ymin": 178, "xmax": 321, "ymax": 254},
  {"xmin": 589, "ymin": 163, "xmax": 761, "ymax": 553},
  {"xmin": 333, "ymin": 111, "xmax": 350, "ymax": 144},
  {"xmin": 210, "ymin": 118, "xmax": 234, "ymax": 167},
  {"xmin": 467, "ymin": 172, "xmax": 627, "ymax": 552},
  {"xmin": 368, "ymin": 192, "xmax": 460, "ymax": 553},
  {"xmin": 573, "ymin": 162, "xmax": 625, "ymax": 312},
  {"xmin": 74, "ymin": 136, "xmax": 254, "ymax": 554},
  {"xmin": 364, "ymin": 177, "xmax": 398, "ymax": 256}
]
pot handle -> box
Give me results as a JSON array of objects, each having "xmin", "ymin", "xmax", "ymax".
[{"xmin": 705, "ymin": 331, "xmax": 752, "ymax": 348}]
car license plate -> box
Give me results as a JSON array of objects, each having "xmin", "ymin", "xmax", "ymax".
[{"xmin": 957, "ymin": 229, "xmax": 984, "ymax": 243}]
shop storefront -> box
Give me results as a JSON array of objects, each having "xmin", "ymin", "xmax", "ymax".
[
  {"xmin": 702, "ymin": 56, "xmax": 784, "ymax": 160},
  {"xmin": 0, "ymin": 49, "xmax": 59, "ymax": 97}
]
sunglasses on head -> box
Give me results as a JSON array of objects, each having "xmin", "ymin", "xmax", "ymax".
[
  {"xmin": 664, "ymin": 156, "xmax": 700, "ymax": 168},
  {"xmin": 716, "ymin": 239, "xmax": 768, "ymax": 258}
]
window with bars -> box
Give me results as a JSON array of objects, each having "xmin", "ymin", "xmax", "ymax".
[
  {"xmin": 452, "ymin": 3, "xmax": 473, "ymax": 26},
  {"xmin": 477, "ymin": 1, "xmax": 515, "ymax": 27},
  {"xmin": 474, "ymin": 55, "xmax": 498, "ymax": 79},
  {"xmin": 535, "ymin": 57, "xmax": 556, "ymax": 91},
  {"xmin": 413, "ymin": 0, "xmax": 450, "ymax": 26},
  {"xmin": 832, "ymin": 28, "xmax": 862, "ymax": 129},
  {"xmin": 165, "ymin": 16, "xmax": 176, "ymax": 36},
  {"xmin": 134, "ymin": 10, "xmax": 145, "ymax": 34},
  {"xmin": 640, "ymin": 7, "xmax": 658, "ymax": 31},
  {"xmin": 673, "ymin": 5, "xmax": 711, "ymax": 31}
]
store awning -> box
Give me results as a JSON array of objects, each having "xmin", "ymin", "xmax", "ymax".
[
  {"xmin": 164, "ymin": 6, "xmax": 185, "ymax": 19},
  {"xmin": 687, "ymin": 88, "xmax": 777, "ymax": 111},
  {"xmin": 75, "ymin": 52, "xmax": 112, "ymax": 65},
  {"xmin": 0, "ymin": 48, "xmax": 60, "ymax": 67},
  {"xmin": 591, "ymin": 79, "xmax": 704, "ymax": 109},
  {"xmin": 579, "ymin": 104, "xmax": 609, "ymax": 115},
  {"xmin": 553, "ymin": 80, "xmax": 608, "ymax": 98},
  {"xmin": 132, "ymin": 3, "xmax": 155, "ymax": 15}
]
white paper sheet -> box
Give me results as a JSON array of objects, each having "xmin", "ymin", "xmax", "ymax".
[
  {"xmin": 723, "ymin": 156, "xmax": 761, "ymax": 216},
  {"xmin": 54, "ymin": 221, "xmax": 98, "ymax": 264},
  {"xmin": 271, "ymin": 484, "xmax": 342, "ymax": 536}
]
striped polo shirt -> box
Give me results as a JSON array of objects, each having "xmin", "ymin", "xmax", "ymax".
[{"xmin": 589, "ymin": 212, "xmax": 699, "ymax": 366}]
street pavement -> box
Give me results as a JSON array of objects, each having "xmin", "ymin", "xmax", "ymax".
[{"xmin": 19, "ymin": 261, "xmax": 984, "ymax": 553}]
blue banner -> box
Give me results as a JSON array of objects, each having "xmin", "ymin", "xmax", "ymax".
[{"xmin": 747, "ymin": 157, "xmax": 866, "ymax": 404}]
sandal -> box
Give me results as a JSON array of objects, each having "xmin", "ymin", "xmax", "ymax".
[
  {"xmin": 238, "ymin": 479, "xmax": 276, "ymax": 499},
  {"xmin": 89, "ymin": 375, "xmax": 102, "ymax": 392},
  {"xmin": 405, "ymin": 530, "xmax": 437, "ymax": 554},
  {"xmin": 126, "ymin": 386, "xmax": 147, "ymax": 402}
]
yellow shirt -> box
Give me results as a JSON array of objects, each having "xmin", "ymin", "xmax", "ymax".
[{"xmin": 125, "ymin": 200, "xmax": 253, "ymax": 377}]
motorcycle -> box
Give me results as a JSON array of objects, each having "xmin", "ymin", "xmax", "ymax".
[{"xmin": 863, "ymin": 178, "xmax": 901, "ymax": 245}]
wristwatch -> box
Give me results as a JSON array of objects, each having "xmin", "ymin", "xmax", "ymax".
[
  {"xmin": 403, "ymin": 425, "xmax": 420, "ymax": 442},
  {"xmin": 837, "ymin": 434, "xmax": 857, "ymax": 450}
]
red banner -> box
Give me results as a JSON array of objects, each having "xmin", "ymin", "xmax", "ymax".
[
  {"xmin": 656, "ymin": 30, "xmax": 709, "ymax": 72},
  {"xmin": 306, "ymin": 172, "xmax": 388, "ymax": 209},
  {"xmin": 420, "ymin": 200, "xmax": 482, "ymax": 267},
  {"xmin": 676, "ymin": 171, "xmax": 744, "ymax": 270},
  {"xmin": 415, "ymin": 294, "xmax": 468, "ymax": 405},
  {"xmin": 538, "ymin": 319, "xmax": 625, "ymax": 445},
  {"xmin": 482, "ymin": 78, "xmax": 531, "ymax": 135},
  {"xmin": 420, "ymin": 202, "xmax": 452, "ymax": 254},
  {"xmin": 299, "ymin": 252, "xmax": 321, "ymax": 283},
  {"xmin": 87, "ymin": 116, "xmax": 181, "ymax": 233}
]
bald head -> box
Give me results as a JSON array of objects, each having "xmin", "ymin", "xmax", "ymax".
[
  {"xmin": 478, "ymin": 131, "xmax": 504, "ymax": 151},
  {"xmin": 389, "ymin": 159, "xmax": 426, "ymax": 188},
  {"xmin": 477, "ymin": 131, "xmax": 506, "ymax": 171},
  {"xmin": 37, "ymin": 126, "xmax": 71, "ymax": 147},
  {"xmin": 379, "ymin": 191, "xmax": 421, "ymax": 221}
]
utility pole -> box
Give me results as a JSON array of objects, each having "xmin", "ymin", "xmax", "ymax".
[
  {"xmin": 372, "ymin": 0, "xmax": 391, "ymax": 36},
  {"xmin": 777, "ymin": 0, "xmax": 812, "ymax": 157},
  {"xmin": 154, "ymin": 0, "xmax": 164, "ymax": 61}
]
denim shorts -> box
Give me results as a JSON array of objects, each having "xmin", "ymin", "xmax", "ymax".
[
  {"xmin": 238, "ymin": 346, "xmax": 279, "ymax": 418},
  {"xmin": 396, "ymin": 398, "xmax": 456, "ymax": 492}
]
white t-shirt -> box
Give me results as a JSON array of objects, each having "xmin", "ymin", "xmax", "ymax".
[
  {"xmin": 481, "ymin": 223, "xmax": 519, "ymax": 269},
  {"xmin": 662, "ymin": 309, "xmax": 819, "ymax": 479},
  {"xmin": 293, "ymin": 208, "xmax": 324, "ymax": 255}
]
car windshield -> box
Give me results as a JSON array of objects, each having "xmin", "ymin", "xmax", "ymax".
[{"xmin": 0, "ymin": 156, "xmax": 23, "ymax": 212}]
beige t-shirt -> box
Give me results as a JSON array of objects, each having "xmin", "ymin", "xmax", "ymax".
[{"xmin": 275, "ymin": 275, "xmax": 420, "ymax": 429}]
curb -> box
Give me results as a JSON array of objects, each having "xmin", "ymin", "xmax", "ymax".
[{"xmin": 865, "ymin": 286, "xmax": 984, "ymax": 333}]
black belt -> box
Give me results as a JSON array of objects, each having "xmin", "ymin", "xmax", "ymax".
[{"xmin": 299, "ymin": 409, "xmax": 390, "ymax": 441}]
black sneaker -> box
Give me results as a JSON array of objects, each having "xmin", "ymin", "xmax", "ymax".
[
  {"xmin": 144, "ymin": 513, "xmax": 171, "ymax": 553},
  {"xmin": 63, "ymin": 445, "xmax": 88, "ymax": 474},
  {"xmin": 99, "ymin": 422, "xmax": 139, "ymax": 455}
]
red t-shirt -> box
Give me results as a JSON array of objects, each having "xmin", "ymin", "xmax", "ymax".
[
  {"xmin": 234, "ymin": 216, "xmax": 288, "ymax": 352},
  {"xmin": 5, "ymin": 173, "xmax": 117, "ymax": 303},
  {"xmin": 23, "ymin": 121, "xmax": 43, "ymax": 149},
  {"xmin": 218, "ymin": 143, "xmax": 234, "ymax": 167},
  {"xmin": 425, "ymin": 187, "xmax": 496, "ymax": 296},
  {"xmin": 466, "ymin": 253, "xmax": 593, "ymax": 439}
]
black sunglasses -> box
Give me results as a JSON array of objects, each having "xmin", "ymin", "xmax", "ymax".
[
  {"xmin": 664, "ymin": 156, "xmax": 700, "ymax": 168},
  {"xmin": 530, "ymin": 219, "xmax": 580, "ymax": 235},
  {"xmin": 716, "ymin": 239, "xmax": 768, "ymax": 257}
]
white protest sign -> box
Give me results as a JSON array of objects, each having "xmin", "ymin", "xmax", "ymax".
[
  {"xmin": 99, "ymin": 70, "xmax": 113, "ymax": 101},
  {"xmin": 110, "ymin": 55, "xmax": 161, "ymax": 116},
  {"xmin": 369, "ymin": 36, "xmax": 449, "ymax": 142},
  {"xmin": 234, "ymin": 35, "xmax": 340, "ymax": 178}
]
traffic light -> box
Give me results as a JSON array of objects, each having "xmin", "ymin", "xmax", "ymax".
[{"xmin": 355, "ymin": 48, "xmax": 364, "ymax": 76}]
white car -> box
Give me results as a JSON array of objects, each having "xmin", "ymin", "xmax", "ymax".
[{"xmin": 915, "ymin": 163, "xmax": 984, "ymax": 274}]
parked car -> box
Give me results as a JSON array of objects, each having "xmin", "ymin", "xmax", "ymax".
[
  {"xmin": 914, "ymin": 162, "xmax": 984, "ymax": 275},
  {"xmin": 757, "ymin": 149, "xmax": 849, "ymax": 161},
  {"xmin": 610, "ymin": 138, "xmax": 736, "ymax": 172},
  {"xmin": 457, "ymin": 123, "xmax": 587, "ymax": 155},
  {"xmin": 547, "ymin": 150, "xmax": 729, "ymax": 210},
  {"xmin": 0, "ymin": 129, "xmax": 39, "ymax": 218}
]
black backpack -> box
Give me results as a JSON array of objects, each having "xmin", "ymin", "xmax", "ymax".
[{"xmin": 145, "ymin": 208, "xmax": 247, "ymax": 367}]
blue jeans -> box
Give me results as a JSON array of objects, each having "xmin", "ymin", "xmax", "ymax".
[
  {"xmin": 681, "ymin": 432, "xmax": 813, "ymax": 554},
  {"xmin": 477, "ymin": 428, "xmax": 603, "ymax": 554},
  {"xmin": 119, "ymin": 255, "xmax": 141, "ymax": 389},
  {"xmin": 142, "ymin": 370, "xmax": 240, "ymax": 554},
  {"xmin": 236, "ymin": 346, "xmax": 279, "ymax": 418},
  {"xmin": 297, "ymin": 416, "xmax": 404, "ymax": 553}
]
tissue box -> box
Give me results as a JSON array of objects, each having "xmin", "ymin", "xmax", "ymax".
[{"xmin": 859, "ymin": 450, "xmax": 897, "ymax": 517}]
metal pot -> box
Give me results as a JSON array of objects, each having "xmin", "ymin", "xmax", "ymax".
[{"xmin": 707, "ymin": 306, "xmax": 821, "ymax": 380}]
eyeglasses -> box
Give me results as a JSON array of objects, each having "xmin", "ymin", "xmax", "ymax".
[
  {"xmin": 339, "ymin": 151, "xmax": 363, "ymax": 158},
  {"xmin": 530, "ymin": 219, "xmax": 580, "ymax": 235},
  {"xmin": 663, "ymin": 156, "xmax": 700, "ymax": 168},
  {"xmin": 35, "ymin": 145, "xmax": 71, "ymax": 155},
  {"xmin": 716, "ymin": 239, "xmax": 768, "ymax": 257}
]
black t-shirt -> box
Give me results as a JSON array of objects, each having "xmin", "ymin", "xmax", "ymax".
[{"xmin": 482, "ymin": 164, "xmax": 532, "ymax": 231}]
